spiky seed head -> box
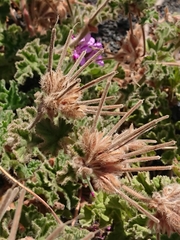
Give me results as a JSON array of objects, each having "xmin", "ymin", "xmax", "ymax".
[
  {"xmin": 74, "ymin": 111, "xmax": 175, "ymax": 193},
  {"xmin": 74, "ymin": 127, "xmax": 149, "ymax": 193},
  {"xmin": 40, "ymin": 70, "xmax": 65, "ymax": 95},
  {"xmin": 148, "ymin": 184, "xmax": 180, "ymax": 236},
  {"xmin": 40, "ymin": 70, "xmax": 87, "ymax": 119}
]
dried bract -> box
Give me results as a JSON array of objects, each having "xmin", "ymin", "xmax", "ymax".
[
  {"xmin": 22, "ymin": 0, "xmax": 75, "ymax": 35},
  {"xmin": 148, "ymin": 184, "xmax": 180, "ymax": 236},
  {"xmin": 106, "ymin": 24, "xmax": 146, "ymax": 85},
  {"xmin": 114, "ymin": 24, "xmax": 144, "ymax": 67}
]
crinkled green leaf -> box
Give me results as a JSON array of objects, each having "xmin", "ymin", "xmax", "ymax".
[
  {"xmin": 56, "ymin": 163, "xmax": 77, "ymax": 185},
  {"xmin": 35, "ymin": 118, "xmax": 73, "ymax": 155},
  {"xmin": 80, "ymin": 191, "xmax": 109, "ymax": 227},
  {"xmin": 15, "ymin": 38, "xmax": 48, "ymax": 85},
  {"xmin": 0, "ymin": 0, "xmax": 9, "ymax": 23},
  {"xmin": 0, "ymin": 24, "xmax": 30, "ymax": 80},
  {"xmin": 58, "ymin": 226, "xmax": 89, "ymax": 240},
  {"xmin": 25, "ymin": 155, "xmax": 80, "ymax": 210},
  {"xmin": 0, "ymin": 109, "xmax": 14, "ymax": 154},
  {"xmin": 26, "ymin": 164, "xmax": 60, "ymax": 206},
  {"xmin": 0, "ymin": 79, "xmax": 30, "ymax": 110},
  {"xmin": 126, "ymin": 215, "xmax": 153, "ymax": 240}
]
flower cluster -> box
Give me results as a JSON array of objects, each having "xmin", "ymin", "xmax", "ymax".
[{"xmin": 73, "ymin": 34, "xmax": 104, "ymax": 66}]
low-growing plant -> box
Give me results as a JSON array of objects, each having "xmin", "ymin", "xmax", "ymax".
[{"xmin": 0, "ymin": 0, "xmax": 180, "ymax": 239}]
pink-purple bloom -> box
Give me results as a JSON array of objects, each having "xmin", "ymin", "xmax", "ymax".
[
  {"xmin": 73, "ymin": 34, "xmax": 104, "ymax": 66},
  {"xmin": 90, "ymin": 191, "xmax": 95, "ymax": 198}
]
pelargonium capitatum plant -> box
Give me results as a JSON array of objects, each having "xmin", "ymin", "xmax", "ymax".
[{"xmin": 0, "ymin": 0, "xmax": 180, "ymax": 239}]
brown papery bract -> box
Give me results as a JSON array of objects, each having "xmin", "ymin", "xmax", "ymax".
[
  {"xmin": 21, "ymin": 0, "xmax": 75, "ymax": 35},
  {"xmin": 114, "ymin": 24, "xmax": 144, "ymax": 67},
  {"xmin": 105, "ymin": 24, "xmax": 146, "ymax": 86}
]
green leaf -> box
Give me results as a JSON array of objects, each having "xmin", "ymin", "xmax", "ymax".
[
  {"xmin": 126, "ymin": 215, "xmax": 153, "ymax": 240},
  {"xmin": 0, "ymin": 0, "xmax": 9, "ymax": 23},
  {"xmin": 15, "ymin": 38, "xmax": 48, "ymax": 85},
  {"xmin": 0, "ymin": 110, "xmax": 14, "ymax": 154},
  {"xmin": 35, "ymin": 118, "xmax": 73, "ymax": 155},
  {"xmin": 0, "ymin": 24, "xmax": 30, "ymax": 80},
  {"xmin": 58, "ymin": 226, "xmax": 89, "ymax": 240},
  {"xmin": 0, "ymin": 79, "xmax": 30, "ymax": 110}
]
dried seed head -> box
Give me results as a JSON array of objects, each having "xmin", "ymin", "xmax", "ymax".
[
  {"xmin": 40, "ymin": 70, "xmax": 86, "ymax": 119},
  {"xmin": 105, "ymin": 24, "xmax": 146, "ymax": 86},
  {"xmin": 26, "ymin": 0, "xmax": 75, "ymax": 35},
  {"xmin": 148, "ymin": 184, "xmax": 180, "ymax": 236},
  {"xmin": 72, "ymin": 68, "xmax": 176, "ymax": 225},
  {"xmin": 74, "ymin": 128, "xmax": 122, "ymax": 192},
  {"xmin": 37, "ymin": 67, "xmax": 116, "ymax": 122},
  {"xmin": 29, "ymin": 25, "xmax": 117, "ymax": 129},
  {"xmin": 114, "ymin": 24, "xmax": 144, "ymax": 68},
  {"xmin": 74, "ymin": 108, "xmax": 175, "ymax": 193}
]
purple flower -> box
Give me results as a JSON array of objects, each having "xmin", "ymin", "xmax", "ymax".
[
  {"xmin": 73, "ymin": 34, "xmax": 104, "ymax": 66},
  {"xmin": 90, "ymin": 191, "xmax": 95, "ymax": 198}
]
